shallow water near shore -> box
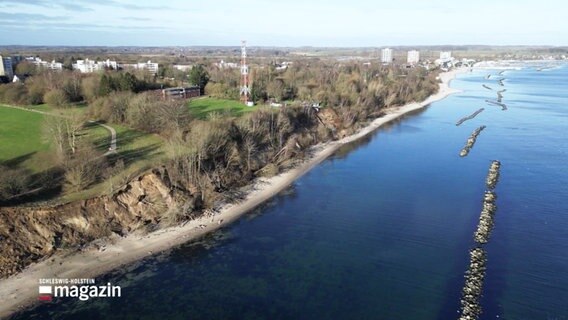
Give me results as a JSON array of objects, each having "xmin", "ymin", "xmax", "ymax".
[{"xmin": 13, "ymin": 65, "xmax": 568, "ymax": 320}]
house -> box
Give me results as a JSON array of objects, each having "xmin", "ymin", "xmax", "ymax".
[{"xmin": 161, "ymin": 86, "xmax": 200, "ymax": 99}]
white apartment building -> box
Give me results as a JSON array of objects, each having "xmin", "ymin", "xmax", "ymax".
[
  {"xmin": 72, "ymin": 58, "xmax": 119, "ymax": 73},
  {"xmin": 440, "ymin": 51, "xmax": 452, "ymax": 60},
  {"xmin": 73, "ymin": 59, "xmax": 103, "ymax": 73},
  {"xmin": 135, "ymin": 60, "xmax": 159, "ymax": 75},
  {"xmin": 407, "ymin": 50, "xmax": 420, "ymax": 65},
  {"xmin": 381, "ymin": 48, "xmax": 393, "ymax": 64},
  {"xmin": 173, "ymin": 64, "xmax": 193, "ymax": 71},
  {"xmin": 101, "ymin": 59, "xmax": 119, "ymax": 70},
  {"xmin": 27, "ymin": 57, "xmax": 63, "ymax": 71}
]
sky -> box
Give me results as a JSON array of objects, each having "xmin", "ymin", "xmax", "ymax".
[{"xmin": 0, "ymin": 0, "xmax": 566, "ymax": 47}]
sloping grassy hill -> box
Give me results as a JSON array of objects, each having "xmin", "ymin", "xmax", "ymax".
[
  {"xmin": 188, "ymin": 97, "xmax": 257, "ymax": 119},
  {"xmin": 0, "ymin": 105, "xmax": 52, "ymax": 172}
]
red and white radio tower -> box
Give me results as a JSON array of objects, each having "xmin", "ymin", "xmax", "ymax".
[{"xmin": 240, "ymin": 40, "xmax": 250, "ymax": 104}]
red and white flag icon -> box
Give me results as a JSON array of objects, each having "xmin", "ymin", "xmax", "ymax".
[{"xmin": 38, "ymin": 286, "xmax": 52, "ymax": 301}]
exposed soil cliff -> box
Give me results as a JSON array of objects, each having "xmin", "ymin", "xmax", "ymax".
[{"xmin": 0, "ymin": 168, "xmax": 201, "ymax": 278}]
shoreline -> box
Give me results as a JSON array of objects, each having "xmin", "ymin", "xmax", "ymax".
[{"xmin": 0, "ymin": 68, "xmax": 465, "ymax": 319}]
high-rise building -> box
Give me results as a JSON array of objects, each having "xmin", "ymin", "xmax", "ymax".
[
  {"xmin": 381, "ymin": 48, "xmax": 393, "ymax": 64},
  {"xmin": 0, "ymin": 56, "xmax": 14, "ymax": 79},
  {"xmin": 407, "ymin": 50, "xmax": 420, "ymax": 65}
]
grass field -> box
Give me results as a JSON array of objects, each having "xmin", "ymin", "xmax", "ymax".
[
  {"xmin": 63, "ymin": 122, "xmax": 166, "ymax": 202},
  {"xmin": 0, "ymin": 105, "xmax": 53, "ymax": 172},
  {"xmin": 1, "ymin": 104, "xmax": 166, "ymax": 202},
  {"xmin": 188, "ymin": 97, "xmax": 258, "ymax": 119}
]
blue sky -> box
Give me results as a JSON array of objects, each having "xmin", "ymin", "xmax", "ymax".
[{"xmin": 0, "ymin": 0, "xmax": 566, "ymax": 46}]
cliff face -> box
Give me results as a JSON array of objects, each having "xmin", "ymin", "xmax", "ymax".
[{"xmin": 0, "ymin": 168, "xmax": 201, "ymax": 278}]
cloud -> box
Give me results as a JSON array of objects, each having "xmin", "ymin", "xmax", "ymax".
[
  {"xmin": 123, "ymin": 17, "xmax": 152, "ymax": 21},
  {"xmin": 0, "ymin": 0, "xmax": 92, "ymax": 11},
  {"xmin": 2, "ymin": 21, "xmax": 168, "ymax": 32},
  {"xmin": 0, "ymin": 0, "xmax": 172, "ymax": 12},
  {"xmin": 0, "ymin": 12, "xmax": 68, "ymax": 22}
]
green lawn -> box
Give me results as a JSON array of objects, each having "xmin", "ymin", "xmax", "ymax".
[
  {"xmin": 188, "ymin": 97, "xmax": 258, "ymax": 119},
  {"xmin": 63, "ymin": 122, "xmax": 166, "ymax": 202},
  {"xmin": 0, "ymin": 105, "xmax": 53, "ymax": 172},
  {"xmin": 1, "ymin": 104, "xmax": 166, "ymax": 202}
]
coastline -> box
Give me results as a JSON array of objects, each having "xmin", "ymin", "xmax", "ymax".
[{"xmin": 0, "ymin": 68, "xmax": 465, "ymax": 318}]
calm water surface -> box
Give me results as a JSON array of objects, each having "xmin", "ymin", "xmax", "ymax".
[{"xmin": 14, "ymin": 65, "xmax": 568, "ymax": 320}]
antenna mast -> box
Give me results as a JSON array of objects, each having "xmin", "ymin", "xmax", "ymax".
[{"xmin": 240, "ymin": 40, "xmax": 250, "ymax": 104}]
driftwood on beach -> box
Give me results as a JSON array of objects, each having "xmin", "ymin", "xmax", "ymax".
[
  {"xmin": 459, "ymin": 126, "xmax": 486, "ymax": 157},
  {"xmin": 485, "ymin": 99, "xmax": 507, "ymax": 111},
  {"xmin": 456, "ymin": 108, "xmax": 485, "ymax": 126}
]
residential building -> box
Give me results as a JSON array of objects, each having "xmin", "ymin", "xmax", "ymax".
[
  {"xmin": 101, "ymin": 59, "xmax": 119, "ymax": 70},
  {"xmin": 0, "ymin": 56, "xmax": 14, "ymax": 79},
  {"xmin": 135, "ymin": 60, "xmax": 159, "ymax": 75},
  {"xmin": 161, "ymin": 86, "xmax": 200, "ymax": 99},
  {"xmin": 27, "ymin": 57, "xmax": 63, "ymax": 71},
  {"xmin": 173, "ymin": 64, "xmax": 193, "ymax": 71},
  {"xmin": 407, "ymin": 50, "xmax": 420, "ymax": 65},
  {"xmin": 381, "ymin": 48, "xmax": 393, "ymax": 64},
  {"xmin": 72, "ymin": 58, "xmax": 118, "ymax": 73},
  {"xmin": 73, "ymin": 59, "xmax": 104, "ymax": 73},
  {"xmin": 440, "ymin": 51, "xmax": 452, "ymax": 60},
  {"xmin": 215, "ymin": 60, "xmax": 238, "ymax": 69}
]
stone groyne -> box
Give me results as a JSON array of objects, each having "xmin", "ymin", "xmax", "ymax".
[
  {"xmin": 458, "ymin": 161, "xmax": 502, "ymax": 320},
  {"xmin": 456, "ymin": 108, "xmax": 485, "ymax": 126},
  {"xmin": 485, "ymin": 99, "xmax": 507, "ymax": 111},
  {"xmin": 459, "ymin": 126, "xmax": 486, "ymax": 157}
]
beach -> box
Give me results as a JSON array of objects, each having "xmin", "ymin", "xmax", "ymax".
[{"xmin": 0, "ymin": 68, "xmax": 465, "ymax": 319}]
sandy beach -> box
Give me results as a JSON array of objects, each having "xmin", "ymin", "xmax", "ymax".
[{"xmin": 0, "ymin": 68, "xmax": 465, "ymax": 319}]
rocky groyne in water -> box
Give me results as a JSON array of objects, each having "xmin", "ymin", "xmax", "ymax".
[
  {"xmin": 459, "ymin": 126, "xmax": 486, "ymax": 157},
  {"xmin": 458, "ymin": 161, "xmax": 502, "ymax": 320},
  {"xmin": 486, "ymin": 99, "xmax": 507, "ymax": 111},
  {"xmin": 456, "ymin": 108, "xmax": 485, "ymax": 126},
  {"xmin": 485, "ymin": 160, "xmax": 501, "ymax": 190},
  {"xmin": 459, "ymin": 247, "xmax": 487, "ymax": 320}
]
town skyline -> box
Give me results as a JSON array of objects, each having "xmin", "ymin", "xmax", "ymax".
[{"xmin": 0, "ymin": 0, "xmax": 567, "ymax": 47}]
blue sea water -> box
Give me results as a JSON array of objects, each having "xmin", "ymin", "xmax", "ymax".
[{"xmin": 12, "ymin": 64, "xmax": 568, "ymax": 320}]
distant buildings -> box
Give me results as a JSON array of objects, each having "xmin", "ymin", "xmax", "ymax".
[
  {"xmin": 161, "ymin": 86, "xmax": 200, "ymax": 99},
  {"xmin": 73, "ymin": 59, "xmax": 102, "ymax": 73},
  {"xmin": 0, "ymin": 56, "xmax": 14, "ymax": 79},
  {"xmin": 123, "ymin": 60, "xmax": 159, "ymax": 75},
  {"xmin": 26, "ymin": 57, "xmax": 63, "ymax": 71},
  {"xmin": 275, "ymin": 61, "xmax": 293, "ymax": 71},
  {"xmin": 215, "ymin": 60, "xmax": 238, "ymax": 69},
  {"xmin": 136, "ymin": 60, "xmax": 159, "ymax": 75},
  {"xmin": 407, "ymin": 50, "xmax": 420, "ymax": 65},
  {"xmin": 72, "ymin": 59, "xmax": 117, "ymax": 73},
  {"xmin": 381, "ymin": 48, "xmax": 393, "ymax": 64},
  {"xmin": 173, "ymin": 64, "xmax": 193, "ymax": 71},
  {"xmin": 440, "ymin": 51, "xmax": 452, "ymax": 60}
]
